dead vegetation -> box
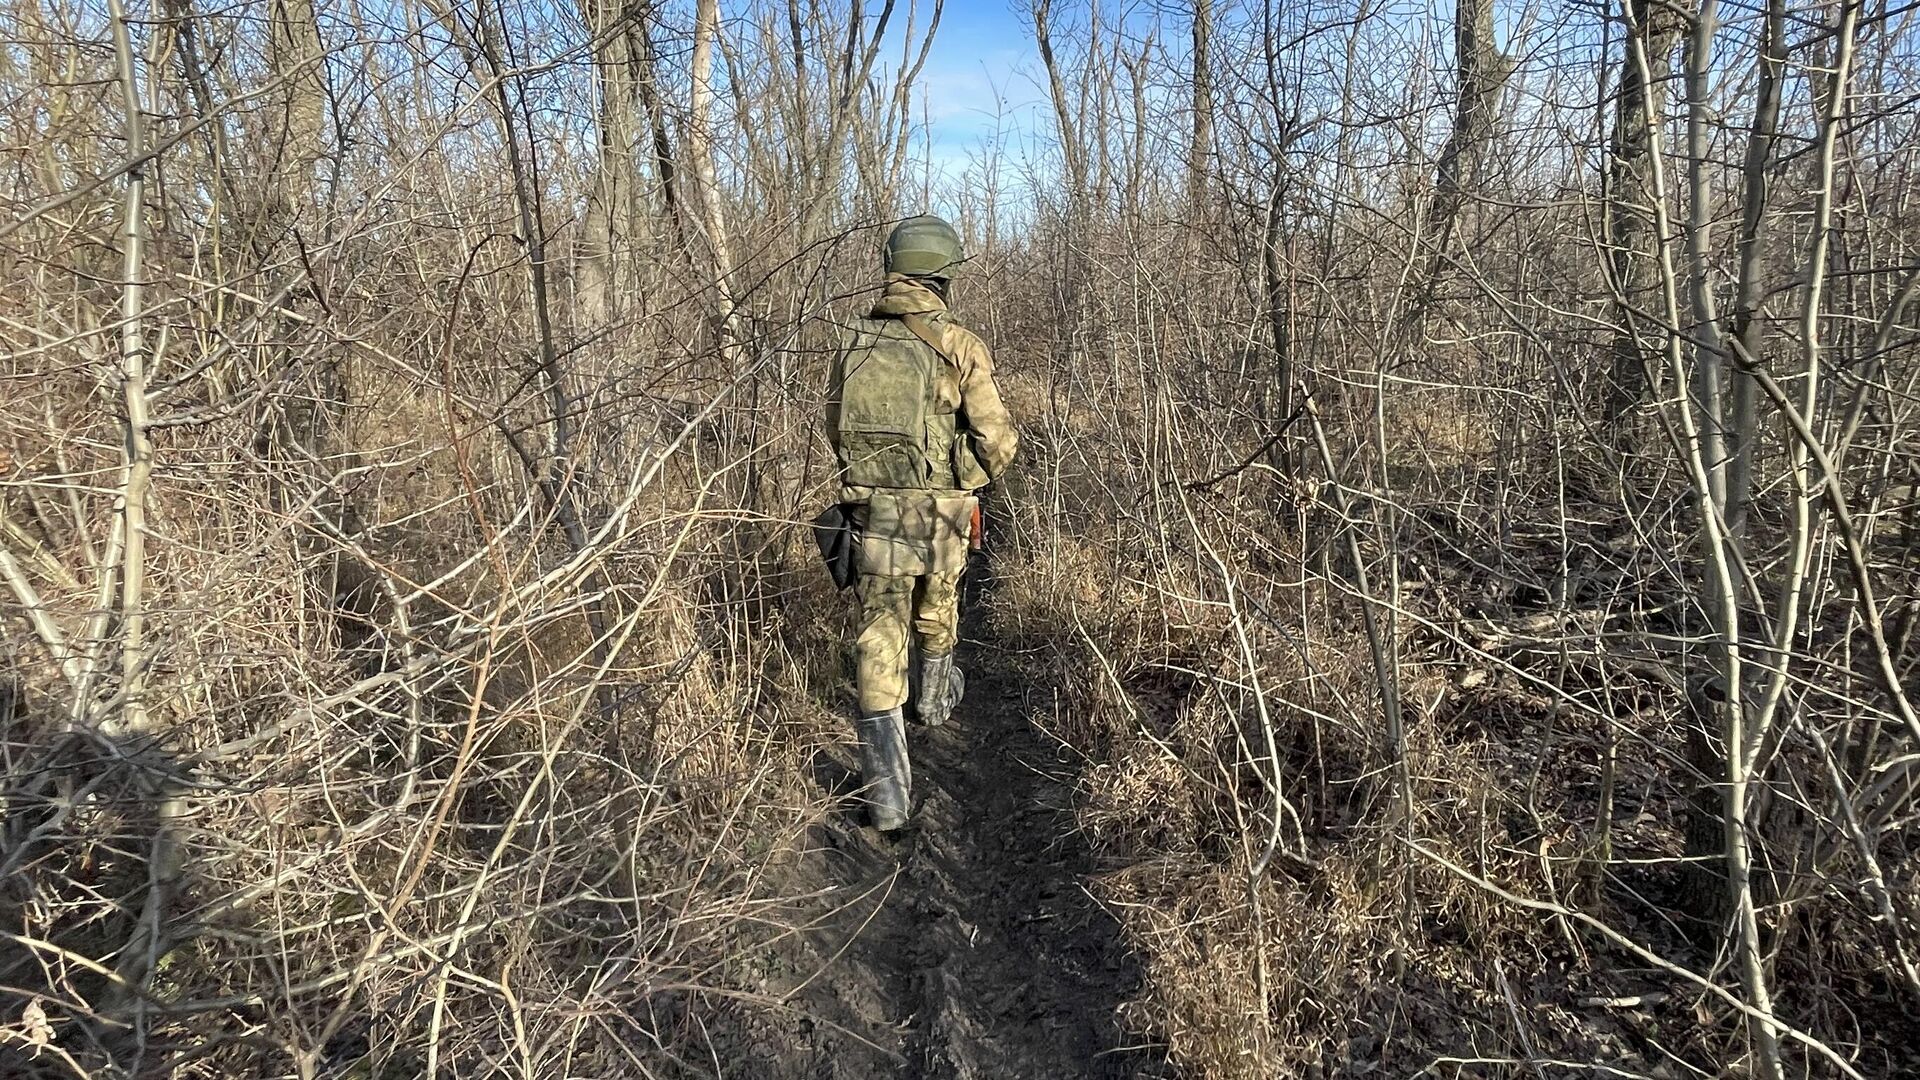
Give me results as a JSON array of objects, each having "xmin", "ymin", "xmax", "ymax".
[{"xmin": 3, "ymin": 0, "xmax": 1919, "ymax": 1077}]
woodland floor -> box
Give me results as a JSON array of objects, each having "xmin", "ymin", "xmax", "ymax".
[
  {"xmin": 720, "ymin": 561, "xmax": 1174, "ymax": 1080},
  {"xmin": 692, "ymin": 540, "xmax": 1920, "ymax": 1080}
]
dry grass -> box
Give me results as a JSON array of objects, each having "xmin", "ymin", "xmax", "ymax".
[{"xmin": 5, "ymin": 0, "xmax": 1920, "ymax": 1076}]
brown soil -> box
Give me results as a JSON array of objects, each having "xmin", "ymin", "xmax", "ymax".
[{"xmin": 731, "ymin": 580, "xmax": 1172, "ymax": 1079}]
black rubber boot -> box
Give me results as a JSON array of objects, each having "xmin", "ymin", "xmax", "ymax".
[
  {"xmin": 915, "ymin": 652, "xmax": 965, "ymax": 727},
  {"xmin": 855, "ymin": 707, "xmax": 911, "ymax": 831}
]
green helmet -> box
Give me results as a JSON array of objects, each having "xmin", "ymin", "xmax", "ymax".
[{"xmin": 883, "ymin": 215, "xmax": 964, "ymax": 279}]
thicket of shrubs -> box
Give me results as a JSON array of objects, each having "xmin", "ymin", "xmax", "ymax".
[{"xmin": 5, "ymin": 0, "xmax": 1918, "ymax": 1076}]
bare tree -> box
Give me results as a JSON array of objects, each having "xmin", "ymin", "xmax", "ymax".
[
  {"xmin": 1417, "ymin": 0, "xmax": 1511, "ymax": 304},
  {"xmin": 1190, "ymin": 0, "xmax": 1214, "ymax": 201},
  {"xmin": 4, "ymin": 0, "xmax": 1919, "ymax": 1076},
  {"xmin": 577, "ymin": 0, "xmax": 648, "ymax": 326},
  {"xmin": 1603, "ymin": 0, "xmax": 1690, "ymax": 424}
]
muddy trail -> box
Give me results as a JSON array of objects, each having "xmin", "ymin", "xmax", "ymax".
[{"xmin": 729, "ymin": 570, "xmax": 1172, "ymax": 1079}]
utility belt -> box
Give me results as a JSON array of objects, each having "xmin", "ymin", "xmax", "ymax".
[{"xmin": 812, "ymin": 490, "xmax": 981, "ymax": 587}]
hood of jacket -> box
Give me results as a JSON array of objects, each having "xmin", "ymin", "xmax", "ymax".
[{"xmin": 868, "ymin": 275, "xmax": 947, "ymax": 319}]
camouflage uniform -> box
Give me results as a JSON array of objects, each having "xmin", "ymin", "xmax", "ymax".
[{"xmin": 828, "ymin": 276, "xmax": 1020, "ymax": 715}]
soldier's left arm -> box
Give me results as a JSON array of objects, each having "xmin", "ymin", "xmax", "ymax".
[{"xmin": 947, "ymin": 326, "xmax": 1019, "ymax": 478}]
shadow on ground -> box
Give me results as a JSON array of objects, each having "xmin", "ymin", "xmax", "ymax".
[{"xmin": 736, "ymin": 562, "xmax": 1171, "ymax": 1079}]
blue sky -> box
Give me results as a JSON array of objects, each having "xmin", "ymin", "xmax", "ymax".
[
  {"xmin": 914, "ymin": 3, "xmax": 1048, "ymax": 182},
  {"xmin": 904, "ymin": 1, "xmax": 1203, "ymax": 201}
]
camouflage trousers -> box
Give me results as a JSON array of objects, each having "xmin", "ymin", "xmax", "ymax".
[{"xmin": 855, "ymin": 567, "xmax": 963, "ymax": 713}]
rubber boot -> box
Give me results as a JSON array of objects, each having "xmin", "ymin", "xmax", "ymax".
[
  {"xmin": 855, "ymin": 707, "xmax": 911, "ymax": 831},
  {"xmin": 915, "ymin": 652, "xmax": 965, "ymax": 727}
]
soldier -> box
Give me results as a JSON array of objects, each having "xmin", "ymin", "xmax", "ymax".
[{"xmin": 825, "ymin": 215, "xmax": 1020, "ymax": 831}]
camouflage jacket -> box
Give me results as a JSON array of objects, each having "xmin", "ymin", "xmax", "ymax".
[{"xmin": 825, "ymin": 276, "xmax": 1019, "ymax": 504}]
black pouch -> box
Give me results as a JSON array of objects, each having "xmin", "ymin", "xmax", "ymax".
[{"xmin": 810, "ymin": 504, "xmax": 858, "ymax": 590}]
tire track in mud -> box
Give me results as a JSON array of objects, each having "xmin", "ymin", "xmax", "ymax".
[{"xmin": 753, "ymin": 577, "xmax": 1171, "ymax": 1079}]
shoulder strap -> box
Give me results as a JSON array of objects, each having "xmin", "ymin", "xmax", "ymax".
[
  {"xmin": 899, "ymin": 312, "xmax": 957, "ymax": 369},
  {"xmin": 899, "ymin": 312, "xmax": 972, "ymax": 434}
]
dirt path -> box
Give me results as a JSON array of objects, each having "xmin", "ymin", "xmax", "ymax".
[{"xmin": 741, "ymin": 578, "xmax": 1170, "ymax": 1079}]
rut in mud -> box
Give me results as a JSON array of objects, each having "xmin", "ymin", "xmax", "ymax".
[{"xmin": 738, "ymin": 574, "xmax": 1171, "ymax": 1079}]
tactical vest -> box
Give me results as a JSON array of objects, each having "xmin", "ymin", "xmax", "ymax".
[{"xmin": 833, "ymin": 316, "xmax": 962, "ymax": 490}]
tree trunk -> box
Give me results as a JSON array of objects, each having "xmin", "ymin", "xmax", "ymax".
[
  {"xmin": 1032, "ymin": 0, "xmax": 1088, "ymax": 213},
  {"xmin": 1724, "ymin": 0, "xmax": 1786, "ymax": 534},
  {"xmin": 1419, "ymin": 0, "xmax": 1509, "ymax": 302},
  {"xmin": 1261, "ymin": 167, "xmax": 1293, "ymax": 474},
  {"xmin": 634, "ymin": 3, "xmax": 697, "ymax": 277},
  {"xmin": 264, "ymin": 0, "xmax": 326, "ymax": 244},
  {"xmin": 689, "ymin": 0, "xmax": 741, "ymax": 341},
  {"xmin": 1189, "ymin": 0, "xmax": 1213, "ymax": 203},
  {"xmin": 1602, "ymin": 0, "xmax": 1687, "ymax": 424},
  {"xmin": 262, "ymin": 0, "xmax": 347, "ymax": 627},
  {"xmin": 578, "ymin": 0, "xmax": 646, "ymax": 327}
]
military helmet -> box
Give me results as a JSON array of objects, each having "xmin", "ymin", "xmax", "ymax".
[{"xmin": 883, "ymin": 215, "xmax": 964, "ymax": 279}]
